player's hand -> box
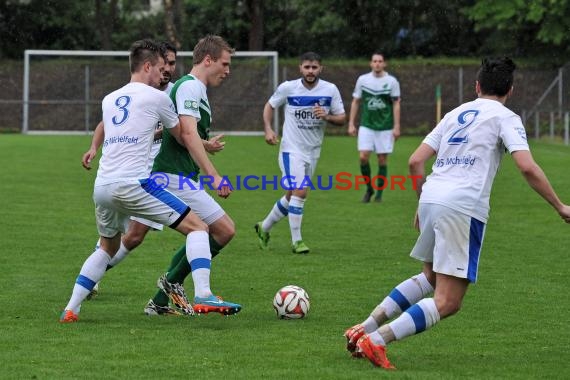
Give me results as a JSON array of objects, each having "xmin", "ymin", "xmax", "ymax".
[
  {"xmin": 205, "ymin": 134, "xmax": 226, "ymax": 154},
  {"xmin": 558, "ymin": 204, "xmax": 570, "ymax": 223},
  {"xmin": 82, "ymin": 148, "xmax": 97, "ymax": 170},
  {"xmin": 347, "ymin": 124, "xmax": 357, "ymax": 137},
  {"xmin": 265, "ymin": 129, "xmax": 279, "ymax": 145},
  {"xmin": 213, "ymin": 174, "xmax": 232, "ymax": 198},
  {"xmin": 393, "ymin": 125, "xmax": 401, "ymax": 140},
  {"xmin": 413, "ymin": 208, "xmax": 420, "ymax": 231},
  {"xmin": 313, "ymin": 103, "xmax": 328, "ymax": 121}
]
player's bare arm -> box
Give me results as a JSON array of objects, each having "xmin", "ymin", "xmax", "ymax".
[
  {"xmin": 392, "ymin": 98, "xmax": 401, "ymax": 139},
  {"xmin": 511, "ymin": 150, "xmax": 570, "ymax": 222},
  {"xmin": 347, "ymin": 97, "xmax": 360, "ymax": 136},
  {"xmin": 313, "ymin": 103, "xmax": 346, "ymax": 126},
  {"xmin": 262, "ymin": 102, "xmax": 278, "ymax": 145},
  {"xmin": 82, "ymin": 120, "xmax": 105, "ymax": 170},
  {"xmin": 171, "ymin": 115, "xmax": 231, "ymax": 198}
]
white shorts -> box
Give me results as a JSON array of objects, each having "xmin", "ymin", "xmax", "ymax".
[
  {"xmin": 357, "ymin": 126, "xmax": 394, "ymax": 154},
  {"xmin": 410, "ymin": 203, "xmax": 486, "ymax": 283},
  {"xmin": 278, "ymin": 151, "xmax": 318, "ymax": 190},
  {"xmin": 130, "ymin": 216, "xmax": 164, "ymax": 231},
  {"xmin": 160, "ymin": 173, "xmax": 225, "ymax": 225},
  {"xmin": 93, "ymin": 180, "xmax": 190, "ymax": 238}
]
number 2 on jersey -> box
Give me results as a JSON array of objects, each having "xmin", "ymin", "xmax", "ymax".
[
  {"xmin": 112, "ymin": 96, "xmax": 131, "ymax": 126},
  {"xmin": 448, "ymin": 110, "xmax": 479, "ymax": 145}
]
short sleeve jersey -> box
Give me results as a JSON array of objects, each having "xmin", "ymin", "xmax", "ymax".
[
  {"xmin": 420, "ymin": 98, "xmax": 529, "ymax": 222},
  {"xmin": 269, "ymin": 78, "xmax": 344, "ymax": 159},
  {"xmin": 96, "ymin": 82, "xmax": 178, "ymax": 186},
  {"xmin": 149, "ymin": 82, "xmax": 175, "ymax": 164},
  {"xmin": 152, "ymin": 74, "xmax": 211, "ymax": 180},
  {"xmin": 352, "ymin": 72, "xmax": 400, "ymax": 131}
]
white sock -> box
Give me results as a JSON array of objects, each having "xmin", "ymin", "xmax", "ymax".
[
  {"xmin": 261, "ymin": 196, "xmax": 289, "ymax": 232},
  {"xmin": 64, "ymin": 248, "xmax": 111, "ymax": 313},
  {"xmin": 362, "ymin": 316, "xmax": 379, "ymax": 333},
  {"xmin": 186, "ymin": 231, "xmax": 212, "ymax": 299},
  {"xmin": 108, "ymin": 242, "xmax": 130, "ymax": 268},
  {"xmin": 288, "ymin": 195, "xmax": 305, "ymax": 243},
  {"xmin": 368, "ymin": 330, "xmax": 387, "ymax": 346},
  {"xmin": 388, "ymin": 298, "xmax": 440, "ymax": 341},
  {"xmin": 379, "ymin": 273, "xmax": 434, "ymax": 319}
]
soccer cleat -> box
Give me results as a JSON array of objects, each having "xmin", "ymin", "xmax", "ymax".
[
  {"xmin": 156, "ymin": 274, "xmax": 194, "ymax": 316},
  {"xmin": 59, "ymin": 310, "xmax": 79, "ymax": 323},
  {"xmin": 362, "ymin": 189, "xmax": 374, "ymax": 203},
  {"xmin": 193, "ymin": 295, "xmax": 242, "ymax": 316},
  {"xmin": 254, "ymin": 222, "xmax": 270, "ymax": 249},
  {"xmin": 373, "ymin": 196, "xmax": 383, "ymax": 203},
  {"xmin": 86, "ymin": 282, "xmax": 99, "ymax": 300},
  {"xmin": 144, "ymin": 299, "xmax": 181, "ymax": 316},
  {"xmin": 292, "ymin": 240, "xmax": 310, "ymax": 254},
  {"xmin": 344, "ymin": 324, "xmax": 365, "ymax": 355},
  {"xmin": 355, "ymin": 334, "xmax": 395, "ymax": 369}
]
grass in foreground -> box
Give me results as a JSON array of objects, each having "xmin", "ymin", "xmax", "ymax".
[{"xmin": 0, "ymin": 135, "xmax": 568, "ymax": 379}]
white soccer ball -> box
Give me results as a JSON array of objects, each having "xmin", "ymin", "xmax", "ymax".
[{"xmin": 273, "ymin": 285, "xmax": 310, "ymax": 319}]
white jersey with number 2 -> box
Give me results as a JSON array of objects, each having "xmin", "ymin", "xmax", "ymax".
[{"xmin": 420, "ymin": 98, "xmax": 529, "ymax": 223}]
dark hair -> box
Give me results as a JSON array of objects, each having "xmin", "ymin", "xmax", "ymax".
[
  {"xmin": 192, "ymin": 35, "xmax": 234, "ymax": 65},
  {"xmin": 300, "ymin": 52, "xmax": 321, "ymax": 63},
  {"xmin": 160, "ymin": 40, "xmax": 177, "ymax": 55},
  {"xmin": 477, "ymin": 57, "xmax": 516, "ymax": 97},
  {"xmin": 129, "ymin": 39, "xmax": 163, "ymax": 73},
  {"xmin": 371, "ymin": 51, "xmax": 386, "ymax": 60}
]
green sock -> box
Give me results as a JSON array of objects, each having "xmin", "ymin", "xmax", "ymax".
[
  {"xmin": 209, "ymin": 235, "xmax": 224, "ymax": 259},
  {"xmin": 375, "ymin": 165, "xmax": 388, "ymax": 199},
  {"xmin": 360, "ymin": 162, "xmax": 373, "ymax": 193}
]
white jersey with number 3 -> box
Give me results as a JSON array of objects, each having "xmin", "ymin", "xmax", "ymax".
[
  {"xmin": 96, "ymin": 82, "xmax": 178, "ymax": 186},
  {"xmin": 420, "ymin": 98, "xmax": 529, "ymax": 222},
  {"xmin": 269, "ymin": 78, "xmax": 344, "ymax": 160}
]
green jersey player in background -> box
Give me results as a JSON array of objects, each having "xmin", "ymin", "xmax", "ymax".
[{"xmin": 348, "ymin": 52, "xmax": 401, "ymax": 203}]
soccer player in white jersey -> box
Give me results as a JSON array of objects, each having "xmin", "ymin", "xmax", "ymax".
[
  {"xmin": 79, "ymin": 42, "xmax": 178, "ymax": 301},
  {"xmin": 348, "ymin": 52, "xmax": 401, "ymax": 203},
  {"xmin": 344, "ymin": 57, "xmax": 570, "ymax": 369},
  {"xmin": 60, "ymin": 39, "xmax": 231, "ymax": 323},
  {"xmin": 255, "ymin": 52, "xmax": 346, "ymax": 254}
]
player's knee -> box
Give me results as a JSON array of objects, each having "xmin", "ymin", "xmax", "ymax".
[
  {"xmin": 123, "ymin": 234, "xmax": 144, "ymax": 249},
  {"xmin": 435, "ymin": 297, "xmax": 462, "ymax": 318}
]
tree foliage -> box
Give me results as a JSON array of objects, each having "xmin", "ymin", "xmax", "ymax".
[
  {"xmin": 0, "ymin": 0, "xmax": 568, "ymax": 62},
  {"xmin": 464, "ymin": 0, "xmax": 570, "ymax": 56}
]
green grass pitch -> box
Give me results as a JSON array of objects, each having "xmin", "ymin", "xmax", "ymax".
[{"xmin": 0, "ymin": 134, "xmax": 568, "ymax": 379}]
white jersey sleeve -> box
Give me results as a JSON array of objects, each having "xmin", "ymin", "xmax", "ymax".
[
  {"xmin": 174, "ymin": 78, "xmax": 208, "ymax": 121},
  {"xmin": 352, "ymin": 75, "xmax": 364, "ymax": 99}
]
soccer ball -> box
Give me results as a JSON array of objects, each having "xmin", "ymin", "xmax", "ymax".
[{"xmin": 272, "ymin": 285, "xmax": 310, "ymax": 319}]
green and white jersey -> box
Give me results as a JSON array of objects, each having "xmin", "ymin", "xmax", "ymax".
[
  {"xmin": 352, "ymin": 72, "xmax": 400, "ymax": 131},
  {"xmin": 152, "ymin": 74, "xmax": 211, "ymax": 180}
]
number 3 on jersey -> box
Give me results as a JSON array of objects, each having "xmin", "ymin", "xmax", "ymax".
[
  {"xmin": 112, "ymin": 96, "xmax": 131, "ymax": 126},
  {"xmin": 448, "ymin": 110, "xmax": 479, "ymax": 145}
]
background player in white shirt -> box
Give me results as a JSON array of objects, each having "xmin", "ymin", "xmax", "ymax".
[
  {"xmin": 255, "ymin": 52, "xmax": 346, "ymax": 254},
  {"xmin": 60, "ymin": 39, "xmax": 231, "ymax": 323},
  {"xmin": 344, "ymin": 57, "xmax": 570, "ymax": 369}
]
